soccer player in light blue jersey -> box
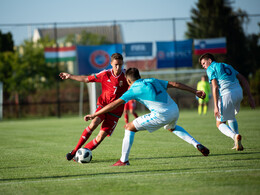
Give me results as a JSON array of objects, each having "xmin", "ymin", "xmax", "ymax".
[
  {"xmin": 85, "ymin": 68, "xmax": 210, "ymax": 166},
  {"xmin": 199, "ymin": 53, "xmax": 255, "ymax": 151}
]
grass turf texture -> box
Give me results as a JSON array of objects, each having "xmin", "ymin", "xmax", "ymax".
[{"xmin": 0, "ymin": 108, "xmax": 260, "ymax": 194}]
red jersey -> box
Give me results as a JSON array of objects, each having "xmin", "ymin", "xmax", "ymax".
[{"xmin": 88, "ymin": 69, "xmax": 129, "ymax": 116}]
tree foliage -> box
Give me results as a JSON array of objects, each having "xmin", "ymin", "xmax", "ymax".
[
  {"xmin": 64, "ymin": 31, "xmax": 111, "ymax": 45},
  {"xmin": 0, "ymin": 30, "xmax": 14, "ymax": 52},
  {"xmin": 0, "ymin": 36, "xmax": 57, "ymax": 103}
]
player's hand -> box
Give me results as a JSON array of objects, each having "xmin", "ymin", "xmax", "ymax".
[
  {"xmin": 214, "ymin": 106, "xmax": 221, "ymax": 119},
  {"xmin": 248, "ymin": 97, "xmax": 256, "ymax": 109},
  {"xmin": 196, "ymin": 90, "xmax": 206, "ymax": 99},
  {"xmin": 59, "ymin": 72, "xmax": 71, "ymax": 80},
  {"xmin": 84, "ymin": 114, "xmax": 95, "ymax": 121}
]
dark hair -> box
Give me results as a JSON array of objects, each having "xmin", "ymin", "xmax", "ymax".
[
  {"xmin": 199, "ymin": 53, "xmax": 216, "ymax": 64},
  {"xmin": 201, "ymin": 75, "xmax": 208, "ymax": 81},
  {"xmin": 111, "ymin": 53, "xmax": 123, "ymax": 61},
  {"xmin": 126, "ymin": 68, "xmax": 141, "ymax": 81}
]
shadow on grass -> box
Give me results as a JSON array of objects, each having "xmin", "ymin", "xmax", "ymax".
[
  {"xmin": 1, "ymin": 152, "xmax": 260, "ymax": 183},
  {"xmin": 0, "ymin": 165, "xmax": 247, "ymax": 183},
  {"xmin": 93, "ymin": 151, "xmax": 260, "ymax": 163}
]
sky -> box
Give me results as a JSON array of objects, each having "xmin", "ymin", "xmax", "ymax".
[{"xmin": 0, "ymin": 0, "xmax": 259, "ymax": 45}]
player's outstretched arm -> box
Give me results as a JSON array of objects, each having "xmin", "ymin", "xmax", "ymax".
[
  {"xmin": 59, "ymin": 72, "xmax": 89, "ymax": 83},
  {"xmin": 237, "ymin": 73, "xmax": 256, "ymax": 109},
  {"xmin": 84, "ymin": 99, "xmax": 125, "ymax": 121},
  {"xmin": 168, "ymin": 81, "xmax": 206, "ymax": 99},
  {"xmin": 211, "ymin": 79, "xmax": 221, "ymax": 118}
]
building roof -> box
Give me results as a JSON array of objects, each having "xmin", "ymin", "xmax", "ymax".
[{"xmin": 33, "ymin": 25, "xmax": 124, "ymax": 43}]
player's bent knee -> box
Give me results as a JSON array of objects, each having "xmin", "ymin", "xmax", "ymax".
[
  {"xmin": 89, "ymin": 117, "xmax": 102, "ymax": 129},
  {"xmin": 125, "ymin": 122, "xmax": 137, "ymax": 132},
  {"xmin": 95, "ymin": 133, "xmax": 107, "ymax": 143}
]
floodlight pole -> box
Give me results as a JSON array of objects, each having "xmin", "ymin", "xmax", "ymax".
[
  {"xmin": 54, "ymin": 22, "xmax": 61, "ymax": 118},
  {"xmin": 0, "ymin": 82, "xmax": 3, "ymax": 120},
  {"xmin": 172, "ymin": 18, "xmax": 176, "ymax": 41},
  {"xmin": 113, "ymin": 20, "xmax": 117, "ymax": 44},
  {"xmin": 172, "ymin": 18, "xmax": 177, "ymax": 68}
]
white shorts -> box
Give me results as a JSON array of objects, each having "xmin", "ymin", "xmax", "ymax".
[
  {"xmin": 133, "ymin": 106, "xmax": 179, "ymax": 133},
  {"xmin": 217, "ymin": 87, "xmax": 243, "ymax": 122}
]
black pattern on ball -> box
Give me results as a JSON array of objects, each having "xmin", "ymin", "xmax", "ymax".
[{"xmin": 84, "ymin": 152, "xmax": 90, "ymax": 158}]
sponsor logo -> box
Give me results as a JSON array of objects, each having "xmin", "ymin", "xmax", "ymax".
[
  {"xmin": 199, "ymin": 41, "xmax": 206, "ymax": 49},
  {"xmin": 157, "ymin": 51, "xmax": 165, "ymax": 59},
  {"xmin": 89, "ymin": 50, "xmax": 110, "ymax": 69},
  {"xmin": 119, "ymin": 80, "xmax": 123, "ymax": 87}
]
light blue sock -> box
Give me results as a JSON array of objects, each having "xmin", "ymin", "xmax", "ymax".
[
  {"xmin": 228, "ymin": 119, "xmax": 239, "ymax": 134},
  {"xmin": 218, "ymin": 123, "xmax": 236, "ymax": 140},
  {"xmin": 120, "ymin": 130, "xmax": 135, "ymax": 162},
  {"xmin": 172, "ymin": 125, "xmax": 200, "ymax": 148}
]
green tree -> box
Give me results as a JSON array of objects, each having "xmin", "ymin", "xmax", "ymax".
[
  {"xmin": 186, "ymin": 0, "xmax": 250, "ymax": 77},
  {"xmin": 0, "ymin": 37, "xmax": 57, "ymax": 105},
  {"xmin": 64, "ymin": 31, "xmax": 111, "ymax": 45},
  {"xmin": 0, "ymin": 30, "xmax": 14, "ymax": 52}
]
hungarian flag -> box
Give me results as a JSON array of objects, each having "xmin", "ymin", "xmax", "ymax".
[
  {"xmin": 194, "ymin": 37, "xmax": 227, "ymax": 55},
  {"xmin": 44, "ymin": 46, "xmax": 76, "ymax": 63}
]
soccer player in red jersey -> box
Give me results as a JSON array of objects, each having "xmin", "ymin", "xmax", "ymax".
[
  {"xmin": 59, "ymin": 53, "xmax": 129, "ymax": 161},
  {"xmin": 123, "ymin": 99, "xmax": 138, "ymax": 124}
]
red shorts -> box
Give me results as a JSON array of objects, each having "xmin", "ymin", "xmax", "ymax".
[
  {"xmin": 95, "ymin": 106, "xmax": 121, "ymax": 136},
  {"xmin": 124, "ymin": 100, "xmax": 136, "ymax": 111}
]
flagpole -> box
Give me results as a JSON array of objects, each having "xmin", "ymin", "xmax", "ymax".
[{"xmin": 54, "ymin": 22, "xmax": 61, "ymax": 118}]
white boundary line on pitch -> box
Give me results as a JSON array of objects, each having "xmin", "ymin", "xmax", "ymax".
[{"xmin": 1, "ymin": 168, "xmax": 260, "ymax": 186}]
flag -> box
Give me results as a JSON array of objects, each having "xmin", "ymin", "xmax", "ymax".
[
  {"xmin": 77, "ymin": 44, "xmax": 123, "ymax": 74},
  {"xmin": 44, "ymin": 46, "xmax": 76, "ymax": 62},
  {"xmin": 156, "ymin": 39, "xmax": 193, "ymax": 68},
  {"xmin": 194, "ymin": 37, "xmax": 227, "ymax": 55}
]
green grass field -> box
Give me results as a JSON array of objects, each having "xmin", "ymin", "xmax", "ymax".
[{"xmin": 0, "ymin": 108, "xmax": 260, "ymax": 194}]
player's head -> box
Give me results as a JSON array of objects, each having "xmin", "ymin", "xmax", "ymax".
[
  {"xmin": 199, "ymin": 53, "xmax": 216, "ymax": 70},
  {"xmin": 111, "ymin": 53, "xmax": 123, "ymax": 62},
  {"xmin": 110, "ymin": 53, "xmax": 123, "ymax": 76},
  {"xmin": 201, "ymin": 75, "xmax": 207, "ymax": 81},
  {"xmin": 125, "ymin": 68, "xmax": 141, "ymax": 85}
]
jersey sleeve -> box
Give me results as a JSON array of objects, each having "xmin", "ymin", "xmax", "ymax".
[
  {"xmin": 157, "ymin": 79, "xmax": 168, "ymax": 90},
  {"xmin": 120, "ymin": 88, "xmax": 135, "ymax": 103},
  {"xmin": 87, "ymin": 70, "xmax": 106, "ymax": 82},
  {"xmin": 206, "ymin": 67, "xmax": 217, "ymax": 84},
  {"xmin": 230, "ymin": 65, "xmax": 239, "ymax": 75}
]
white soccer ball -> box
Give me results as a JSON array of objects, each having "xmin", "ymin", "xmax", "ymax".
[{"xmin": 75, "ymin": 148, "xmax": 92, "ymax": 163}]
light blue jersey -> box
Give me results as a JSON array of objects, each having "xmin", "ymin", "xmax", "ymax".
[
  {"xmin": 207, "ymin": 61, "xmax": 241, "ymax": 95},
  {"xmin": 120, "ymin": 78, "xmax": 177, "ymax": 114}
]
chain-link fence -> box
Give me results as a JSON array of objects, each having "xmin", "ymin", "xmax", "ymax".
[{"xmin": 0, "ymin": 15, "xmax": 259, "ymax": 118}]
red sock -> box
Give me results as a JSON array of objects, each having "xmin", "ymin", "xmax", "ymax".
[
  {"xmin": 71, "ymin": 127, "xmax": 92, "ymax": 155},
  {"xmin": 133, "ymin": 112, "xmax": 138, "ymax": 118},
  {"xmin": 124, "ymin": 113, "xmax": 129, "ymax": 123},
  {"xmin": 84, "ymin": 138, "xmax": 100, "ymax": 151}
]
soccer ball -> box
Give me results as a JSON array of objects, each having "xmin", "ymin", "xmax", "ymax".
[{"xmin": 75, "ymin": 148, "xmax": 92, "ymax": 163}]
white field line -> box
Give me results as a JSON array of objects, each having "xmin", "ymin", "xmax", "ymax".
[{"xmin": 0, "ymin": 168, "xmax": 260, "ymax": 186}]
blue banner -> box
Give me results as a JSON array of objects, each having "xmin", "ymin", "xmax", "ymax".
[
  {"xmin": 77, "ymin": 44, "xmax": 123, "ymax": 74},
  {"xmin": 125, "ymin": 42, "xmax": 153, "ymax": 57},
  {"xmin": 156, "ymin": 39, "xmax": 193, "ymax": 68}
]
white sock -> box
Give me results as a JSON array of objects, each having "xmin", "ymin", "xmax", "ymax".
[
  {"xmin": 120, "ymin": 130, "xmax": 135, "ymax": 162},
  {"xmin": 228, "ymin": 119, "xmax": 239, "ymax": 134},
  {"xmin": 218, "ymin": 123, "xmax": 236, "ymax": 140},
  {"xmin": 172, "ymin": 125, "xmax": 200, "ymax": 148}
]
